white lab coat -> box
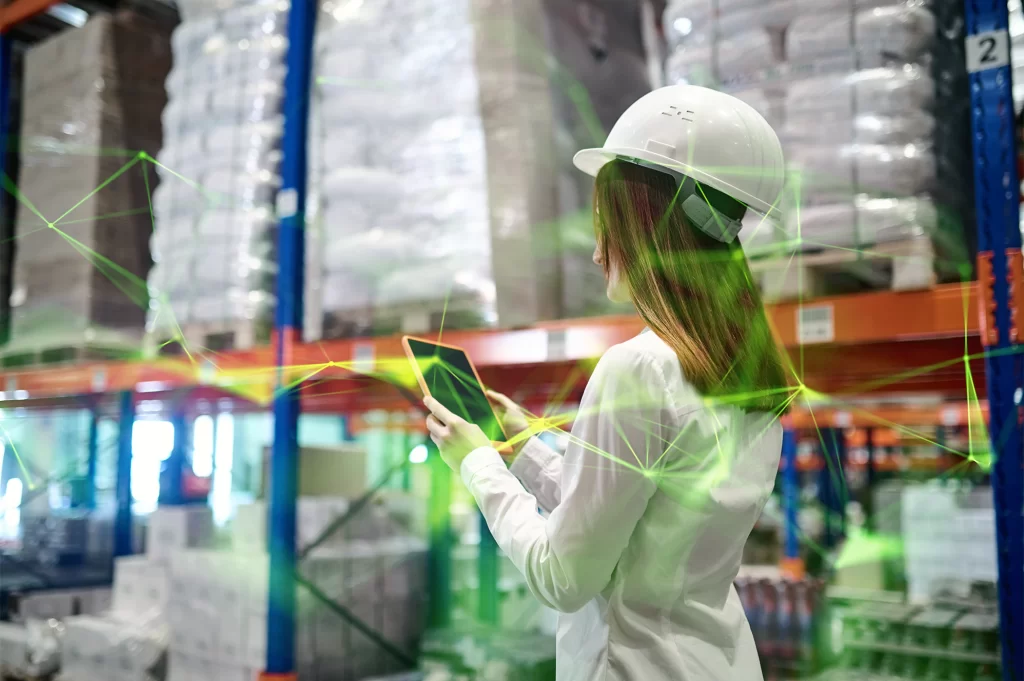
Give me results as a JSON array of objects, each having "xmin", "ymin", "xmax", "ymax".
[{"xmin": 461, "ymin": 332, "xmax": 782, "ymax": 681}]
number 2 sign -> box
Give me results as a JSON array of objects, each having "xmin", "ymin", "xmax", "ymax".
[{"xmin": 966, "ymin": 30, "xmax": 1010, "ymax": 73}]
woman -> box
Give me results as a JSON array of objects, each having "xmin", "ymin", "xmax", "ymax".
[{"xmin": 424, "ymin": 85, "xmax": 792, "ymax": 681}]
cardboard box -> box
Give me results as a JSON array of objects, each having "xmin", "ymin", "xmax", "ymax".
[
  {"xmin": 147, "ymin": 506, "xmax": 214, "ymax": 563},
  {"xmin": 259, "ymin": 444, "xmax": 368, "ymax": 499}
]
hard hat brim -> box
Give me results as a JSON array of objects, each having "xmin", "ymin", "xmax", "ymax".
[{"xmin": 573, "ymin": 146, "xmax": 781, "ymax": 220}]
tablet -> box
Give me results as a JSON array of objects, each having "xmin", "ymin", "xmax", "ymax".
[{"xmin": 402, "ymin": 336, "xmax": 506, "ymax": 442}]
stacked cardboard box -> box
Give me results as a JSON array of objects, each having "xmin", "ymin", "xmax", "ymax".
[
  {"xmin": 5, "ymin": 13, "xmax": 170, "ymax": 358},
  {"xmin": 59, "ymin": 506, "xmax": 214, "ymax": 681},
  {"xmin": 165, "ymin": 540, "xmax": 428, "ymax": 681}
]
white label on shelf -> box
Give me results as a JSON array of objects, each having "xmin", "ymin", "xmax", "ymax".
[
  {"xmin": 91, "ymin": 369, "xmax": 107, "ymax": 392},
  {"xmin": 940, "ymin": 406, "xmax": 963, "ymax": 427},
  {"xmin": 198, "ymin": 360, "xmax": 216, "ymax": 385},
  {"xmin": 833, "ymin": 411, "xmax": 852, "ymax": 428},
  {"xmin": 353, "ymin": 343, "xmax": 375, "ymax": 374},
  {"xmin": 276, "ymin": 188, "xmax": 298, "ymax": 218},
  {"xmin": 546, "ymin": 329, "xmax": 567, "ymax": 361},
  {"xmin": 797, "ymin": 304, "xmax": 835, "ymax": 345},
  {"xmin": 966, "ymin": 30, "xmax": 1010, "ymax": 73},
  {"xmin": 4, "ymin": 377, "xmax": 16, "ymax": 393}
]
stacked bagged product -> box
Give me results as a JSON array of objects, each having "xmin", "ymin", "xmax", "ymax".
[
  {"xmin": 4, "ymin": 13, "xmax": 171, "ymax": 361},
  {"xmin": 664, "ymin": 0, "xmax": 974, "ymax": 284},
  {"xmin": 306, "ymin": 0, "xmax": 563, "ymax": 339},
  {"xmin": 543, "ymin": 0, "xmax": 655, "ymax": 318},
  {"xmin": 147, "ymin": 0, "xmax": 288, "ymax": 350}
]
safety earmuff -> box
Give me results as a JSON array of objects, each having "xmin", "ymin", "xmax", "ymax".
[{"xmin": 620, "ymin": 158, "xmax": 744, "ymax": 244}]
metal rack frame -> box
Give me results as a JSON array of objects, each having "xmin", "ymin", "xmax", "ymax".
[{"xmin": 963, "ymin": 2, "xmax": 1024, "ymax": 678}]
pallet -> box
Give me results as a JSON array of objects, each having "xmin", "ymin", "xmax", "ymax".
[
  {"xmin": 311, "ymin": 298, "xmax": 492, "ymax": 341},
  {"xmin": 0, "ymin": 330, "xmax": 142, "ymax": 369},
  {"xmin": 147, "ymin": 318, "xmax": 271, "ymax": 356},
  {"xmin": 748, "ymin": 238, "xmax": 936, "ymax": 303}
]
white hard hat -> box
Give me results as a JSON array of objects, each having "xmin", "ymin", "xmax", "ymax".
[{"xmin": 574, "ymin": 85, "xmax": 785, "ymax": 243}]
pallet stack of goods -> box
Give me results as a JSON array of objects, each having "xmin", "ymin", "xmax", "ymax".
[
  {"xmin": 147, "ymin": 0, "xmax": 287, "ymax": 352},
  {"xmin": 307, "ymin": 0, "xmax": 548, "ymax": 339},
  {"xmin": 306, "ymin": 0, "xmax": 654, "ymax": 340},
  {"xmin": 538, "ymin": 0, "xmax": 655, "ymax": 320},
  {"xmin": 59, "ymin": 506, "xmax": 214, "ymax": 681},
  {"xmin": 2, "ymin": 12, "xmax": 171, "ymax": 366},
  {"xmin": 663, "ymin": 0, "xmax": 974, "ymax": 302}
]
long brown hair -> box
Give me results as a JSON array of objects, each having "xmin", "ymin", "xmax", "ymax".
[{"xmin": 594, "ymin": 159, "xmax": 789, "ymax": 413}]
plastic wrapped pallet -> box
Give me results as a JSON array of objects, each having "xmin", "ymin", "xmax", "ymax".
[
  {"xmin": 307, "ymin": 0, "xmax": 497, "ymax": 338},
  {"xmin": 0, "ymin": 620, "xmax": 61, "ymax": 679},
  {"xmin": 147, "ymin": 0, "xmax": 287, "ymax": 351},
  {"xmin": 4, "ymin": 12, "xmax": 171, "ymax": 362},
  {"xmin": 308, "ymin": 0, "xmax": 577, "ymax": 339},
  {"xmin": 663, "ymin": 0, "xmax": 975, "ymax": 291},
  {"xmin": 61, "ymin": 613, "xmax": 167, "ymax": 681},
  {"xmin": 542, "ymin": 0, "xmax": 654, "ymax": 318}
]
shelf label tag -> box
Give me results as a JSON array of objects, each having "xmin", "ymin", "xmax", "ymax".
[
  {"xmin": 4, "ymin": 377, "xmax": 16, "ymax": 393},
  {"xmin": 833, "ymin": 411, "xmax": 852, "ymax": 428},
  {"xmin": 797, "ymin": 304, "xmax": 835, "ymax": 345},
  {"xmin": 940, "ymin": 406, "xmax": 963, "ymax": 427},
  {"xmin": 198, "ymin": 360, "xmax": 216, "ymax": 385},
  {"xmin": 91, "ymin": 369, "xmax": 107, "ymax": 392},
  {"xmin": 966, "ymin": 30, "xmax": 1010, "ymax": 73},
  {"xmin": 546, "ymin": 329, "xmax": 567, "ymax": 361},
  {"xmin": 276, "ymin": 188, "xmax": 298, "ymax": 218},
  {"xmin": 353, "ymin": 343, "xmax": 375, "ymax": 374}
]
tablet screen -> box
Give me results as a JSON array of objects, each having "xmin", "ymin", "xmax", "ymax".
[{"xmin": 406, "ymin": 338, "xmax": 505, "ymax": 442}]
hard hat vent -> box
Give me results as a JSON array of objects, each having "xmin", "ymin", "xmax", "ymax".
[{"xmin": 661, "ymin": 105, "xmax": 694, "ymax": 122}]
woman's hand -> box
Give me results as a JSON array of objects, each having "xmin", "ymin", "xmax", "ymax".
[
  {"xmin": 486, "ymin": 390, "xmax": 532, "ymax": 455},
  {"xmin": 424, "ymin": 397, "xmax": 492, "ymax": 473}
]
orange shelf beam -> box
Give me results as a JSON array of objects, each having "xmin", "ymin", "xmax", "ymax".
[
  {"xmin": 0, "ymin": 284, "xmax": 982, "ymax": 406},
  {"xmin": 0, "ymin": 0, "xmax": 62, "ymax": 32}
]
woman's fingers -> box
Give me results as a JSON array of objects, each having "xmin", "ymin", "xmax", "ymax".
[
  {"xmin": 425, "ymin": 414, "xmax": 448, "ymax": 439},
  {"xmin": 424, "ymin": 397, "xmax": 459, "ymax": 425},
  {"xmin": 487, "ymin": 390, "xmax": 515, "ymax": 410}
]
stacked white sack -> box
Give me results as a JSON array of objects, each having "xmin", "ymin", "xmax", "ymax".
[
  {"xmin": 147, "ymin": 0, "xmax": 288, "ymax": 346},
  {"xmin": 305, "ymin": 0, "xmax": 494, "ymax": 339}
]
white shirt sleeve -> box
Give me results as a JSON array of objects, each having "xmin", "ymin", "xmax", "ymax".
[
  {"xmin": 460, "ymin": 345, "xmax": 671, "ymax": 614},
  {"xmin": 508, "ymin": 437, "xmax": 564, "ymax": 514}
]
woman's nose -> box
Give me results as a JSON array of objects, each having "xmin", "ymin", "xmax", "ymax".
[{"xmin": 593, "ymin": 246, "xmax": 602, "ymax": 266}]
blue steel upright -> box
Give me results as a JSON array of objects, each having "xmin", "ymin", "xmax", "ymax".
[
  {"xmin": 114, "ymin": 392, "xmax": 135, "ymax": 557},
  {"xmin": 780, "ymin": 429, "xmax": 799, "ymax": 567},
  {"xmin": 963, "ymin": 1, "xmax": 1024, "ymax": 678},
  {"xmin": 265, "ymin": 0, "xmax": 317, "ymax": 677},
  {"xmin": 84, "ymin": 407, "xmax": 99, "ymax": 509}
]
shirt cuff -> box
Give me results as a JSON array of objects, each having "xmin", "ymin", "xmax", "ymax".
[
  {"xmin": 460, "ymin": 446, "xmax": 506, "ymax": 489},
  {"xmin": 509, "ymin": 437, "xmax": 548, "ymax": 480}
]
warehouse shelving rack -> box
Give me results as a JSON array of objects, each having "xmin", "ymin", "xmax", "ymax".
[{"xmin": 0, "ymin": 0, "xmax": 1019, "ymax": 679}]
